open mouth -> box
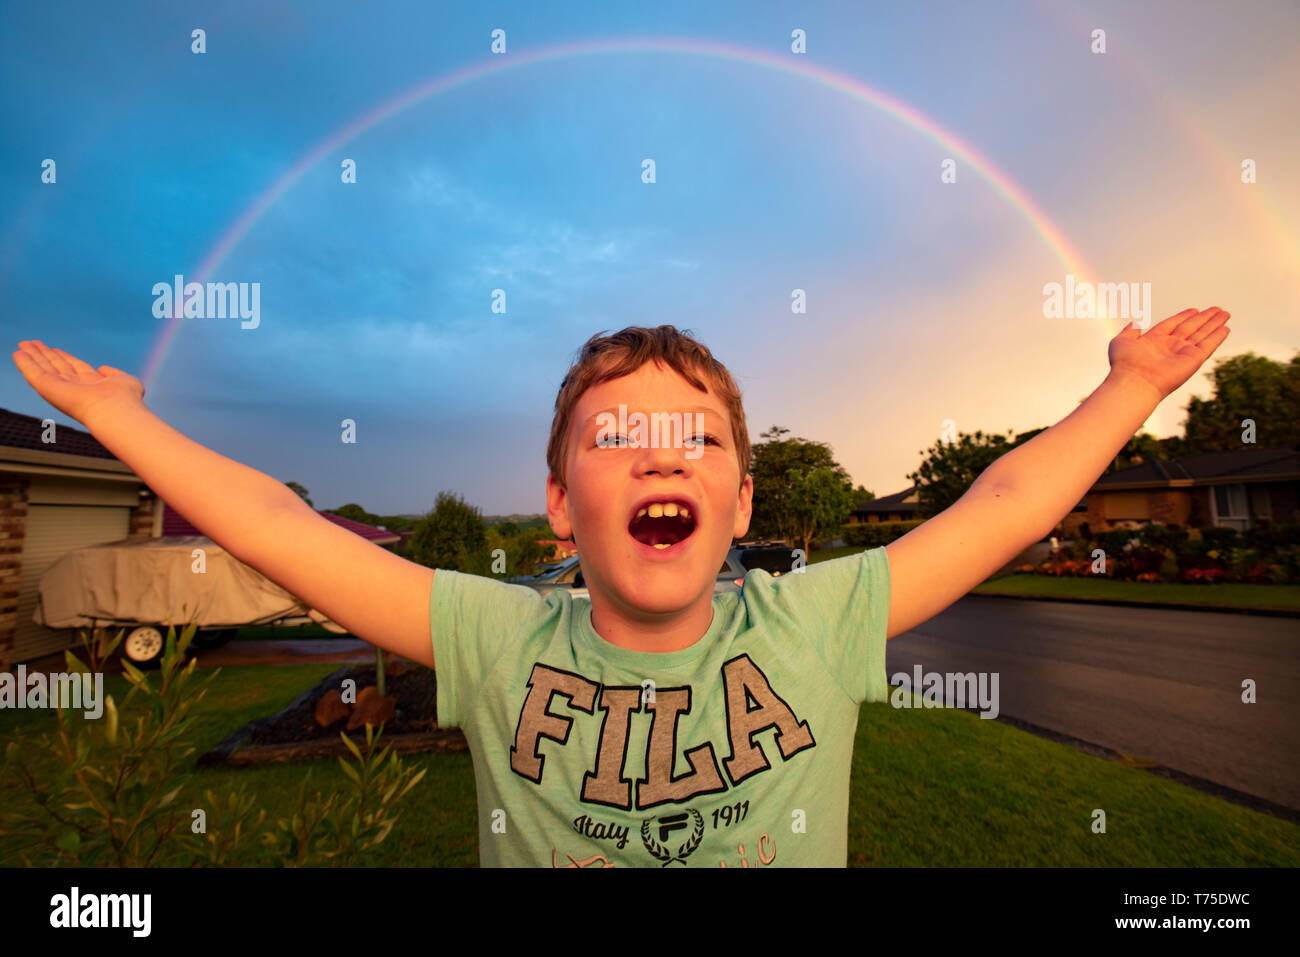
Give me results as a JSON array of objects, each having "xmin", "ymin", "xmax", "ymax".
[{"xmin": 628, "ymin": 500, "xmax": 697, "ymax": 550}]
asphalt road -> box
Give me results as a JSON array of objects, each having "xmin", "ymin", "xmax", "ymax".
[{"xmin": 886, "ymin": 596, "xmax": 1300, "ymax": 812}]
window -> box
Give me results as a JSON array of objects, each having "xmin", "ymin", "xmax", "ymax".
[{"xmin": 1213, "ymin": 483, "xmax": 1250, "ymax": 531}]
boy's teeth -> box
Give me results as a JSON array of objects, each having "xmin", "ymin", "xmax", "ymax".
[
  {"xmin": 678, "ymin": 506, "xmax": 690, "ymax": 520},
  {"xmin": 662, "ymin": 503, "xmax": 678, "ymax": 517},
  {"xmin": 647, "ymin": 503, "xmax": 664, "ymax": 518},
  {"xmin": 636, "ymin": 508, "xmax": 647, "ymax": 519},
  {"xmin": 653, "ymin": 542, "xmax": 670, "ymax": 549}
]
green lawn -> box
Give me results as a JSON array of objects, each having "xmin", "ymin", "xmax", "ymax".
[
  {"xmin": 972, "ymin": 574, "xmax": 1300, "ymax": 609},
  {"xmin": 4, "ymin": 664, "xmax": 1295, "ymax": 867},
  {"xmin": 810, "ymin": 544, "xmax": 870, "ymax": 564}
]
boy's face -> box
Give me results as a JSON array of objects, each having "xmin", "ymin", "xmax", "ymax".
[{"xmin": 546, "ymin": 361, "xmax": 753, "ymax": 618}]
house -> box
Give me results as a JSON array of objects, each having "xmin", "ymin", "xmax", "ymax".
[
  {"xmin": 1061, "ymin": 445, "xmax": 1299, "ymax": 536},
  {"xmin": 849, "ymin": 446, "xmax": 1297, "ymax": 539},
  {"xmin": 1, "ymin": 408, "xmax": 159, "ymax": 669},
  {"xmin": 536, "ymin": 539, "xmax": 578, "ymax": 561},
  {"xmin": 161, "ymin": 502, "xmax": 401, "ymax": 549},
  {"xmin": 0, "ymin": 406, "xmax": 398, "ymax": 669},
  {"xmin": 849, "ymin": 487, "xmax": 919, "ymax": 524}
]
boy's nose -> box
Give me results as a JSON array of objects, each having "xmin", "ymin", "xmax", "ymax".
[{"xmin": 636, "ymin": 441, "xmax": 693, "ymax": 475}]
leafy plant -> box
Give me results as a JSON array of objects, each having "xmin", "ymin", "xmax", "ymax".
[
  {"xmin": 3, "ymin": 622, "xmax": 209, "ymax": 866},
  {"xmin": 2, "ymin": 622, "xmax": 426, "ymax": 867}
]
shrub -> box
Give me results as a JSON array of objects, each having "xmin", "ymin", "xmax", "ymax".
[
  {"xmin": 1274, "ymin": 545, "xmax": 1300, "ymax": 581},
  {"xmin": 1139, "ymin": 523, "xmax": 1190, "ymax": 553},
  {"xmin": 842, "ymin": 520, "xmax": 922, "ymax": 548},
  {"xmin": 1199, "ymin": 526, "xmax": 1240, "ymax": 549},
  {"xmin": 1, "ymin": 623, "xmax": 425, "ymax": 867},
  {"xmin": 1224, "ymin": 547, "xmax": 1260, "ymax": 582},
  {"xmin": 1095, "ymin": 528, "xmax": 1139, "ymax": 560},
  {"xmin": 1158, "ymin": 548, "xmax": 1181, "ymax": 582},
  {"xmin": 1244, "ymin": 522, "xmax": 1300, "ymax": 550}
]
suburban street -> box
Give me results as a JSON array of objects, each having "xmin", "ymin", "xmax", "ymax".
[{"xmin": 886, "ymin": 596, "xmax": 1300, "ymax": 812}]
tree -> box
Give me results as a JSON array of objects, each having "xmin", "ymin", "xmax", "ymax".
[
  {"xmin": 749, "ymin": 425, "xmax": 852, "ymax": 542},
  {"xmin": 1181, "ymin": 351, "xmax": 1300, "ymax": 452},
  {"xmin": 332, "ymin": 503, "xmax": 376, "ymax": 524},
  {"xmin": 1107, "ymin": 432, "xmax": 1166, "ymax": 473},
  {"xmin": 407, "ymin": 491, "xmax": 489, "ymax": 573},
  {"xmin": 851, "ymin": 484, "xmax": 874, "ymax": 506},
  {"xmin": 905, "ymin": 428, "xmax": 1039, "ymax": 518},
  {"xmin": 786, "ymin": 467, "xmax": 855, "ymax": 556},
  {"xmin": 486, "ymin": 524, "xmax": 545, "ymax": 577},
  {"xmin": 285, "ymin": 481, "xmax": 313, "ymax": 507}
]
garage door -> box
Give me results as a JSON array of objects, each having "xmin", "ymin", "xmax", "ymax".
[{"xmin": 13, "ymin": 504, "xmax": 131, "ymax": 663}]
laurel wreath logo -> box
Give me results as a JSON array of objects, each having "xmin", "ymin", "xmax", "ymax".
[{"xmin": 640, "ymin": 808, "xmax": 705, "ymax": 866}]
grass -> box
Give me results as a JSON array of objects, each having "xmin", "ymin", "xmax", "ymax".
[
  {"xmin": 972, "ymin": 574, "xmax": 1300, "ymax": 609},
  {"xmin": 3, "ymin": 664, "xmax": 1296, "ymax": 867},
  {"xmin": 849, "ymin": 694, "xmax": 1299, "ymax": 866},
  {"xmin": 810, "ymin": 545, "xmax": 870, "ymax": 564}
]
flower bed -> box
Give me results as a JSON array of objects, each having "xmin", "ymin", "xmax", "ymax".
[{"xmin": 1012, "ymin": 522, "xmax": 1300, "ymax": 584}]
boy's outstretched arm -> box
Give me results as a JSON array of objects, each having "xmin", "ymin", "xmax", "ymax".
[
  {"xmin": 11, "ymin": 340, "xmax": 437, "ymax": 668},
  {"xmin": 883, "ymin": 307, "xmax": 1231, "ymax": 640}
]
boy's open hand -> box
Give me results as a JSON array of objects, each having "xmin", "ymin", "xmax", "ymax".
[
  {"xmin": 11, "ymin": 340, "xmax": 145, "ymax": 426},
  {"xmin": 1107, "ymin": 307, "xmax": 1231, "ymax": 400}
]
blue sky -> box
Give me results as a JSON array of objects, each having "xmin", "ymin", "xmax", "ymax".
[{"xmin": 2, "ymin": 0, "xmax": 1297, "ymax": 516}]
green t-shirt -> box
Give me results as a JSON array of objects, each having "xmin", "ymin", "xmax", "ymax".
[{"xmin": 429, "ymin": 545, "xmax": 891, "ymax": 867}]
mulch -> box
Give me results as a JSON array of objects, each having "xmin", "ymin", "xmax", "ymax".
[{"xmin": 198, "ymin": 662, "xmax": 468, "ymax": 767}]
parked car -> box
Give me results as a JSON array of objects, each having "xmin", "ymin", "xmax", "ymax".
[
  {"xmin": 35, "ymin": 535, "xmax": 346, "ymax": 667},
  {"xmin": 734, "ymin": 544, "xmax": 805, "ymax": 577},
  {"xmin": 511, "ymin": 546, "xmax": 797, "ymax": 600}
]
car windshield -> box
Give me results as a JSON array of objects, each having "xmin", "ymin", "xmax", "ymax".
[
  {"xmin": 525, "ymin": 557, "xmax": 579, "ymax": 582},
  {"xmin": 740, "ymin": 548, "xmax": 800, "ymax": 575}
]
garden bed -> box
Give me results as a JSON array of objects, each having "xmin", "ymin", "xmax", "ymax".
[{"xmin": 199, "ymin": 663, "xmax": 468, "ymax": 767}]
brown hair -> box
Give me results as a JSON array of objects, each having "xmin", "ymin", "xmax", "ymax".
[{"xmin": 546, "ymin": 325, "xmax": 751, "ymax": 489}]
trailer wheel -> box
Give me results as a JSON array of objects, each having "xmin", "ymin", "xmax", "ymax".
[{"xmin": 122, "ymin": 625, "xmax": 165, "ymax": 668}]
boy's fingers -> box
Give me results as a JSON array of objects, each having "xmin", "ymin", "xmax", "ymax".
[
  {"xmin": 53, "ymin": 348, "xmax": 99, "ymax": 378},
  {"xmin": 1187, "ymin": 312, "xmax": 1230, "ymax": 346},
  {"xmin": 1150, "ymin": 308, "xmax": 1199, "ymax": 335},
  {"xmin": 29, "ymin": 340, "xmax": 74, "ymax": 377},
  {"xmin": 1194, "ymin": 324, "xmax": 1230, "ymax": 353},
  {"xmin": 14, "ymin": 343, "xmax": 55, "ymax": 375},
  {"xmin": 1171, "ymin": 307, "xmax": 1224, "ymax": 340}
]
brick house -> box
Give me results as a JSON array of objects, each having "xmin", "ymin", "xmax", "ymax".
[
  {"xmin": 1, "ymin": 408, "xmax": 159, "ymax": 668},
  {"xmin": 1060, "ymin": 445, "xmax": 1299, "ymax": 536},
  {"xmin": 848, "ymin": 446, "xmax": 1295, "ymax": 540}
]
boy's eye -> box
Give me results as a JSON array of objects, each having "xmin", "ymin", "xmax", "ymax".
[{"xmin": 595, "ymin": 432, "xmax": 720, "ymax": 449}]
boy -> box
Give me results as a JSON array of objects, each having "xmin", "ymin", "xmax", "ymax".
[{"xmin": 11, "ymin": 308, "xmax": 1230, "ymax": 866}]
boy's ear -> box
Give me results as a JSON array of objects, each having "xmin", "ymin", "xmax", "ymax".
[
  {"xmin": 545, "ymin": 473, "xmax": 573, "ymax": 540},
  {"xmin": 732, "ymin": 473, "xmax": 754, "ymax": 541}
]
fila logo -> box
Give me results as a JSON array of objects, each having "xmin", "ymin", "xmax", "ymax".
[{"xmin": 509, "ymin": 654, "xmax": 815, "ymax": 810}]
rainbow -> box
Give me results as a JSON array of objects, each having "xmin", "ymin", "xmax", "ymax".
[
  {"xmin": 142, "ymin": 35, "xmax": 1105, "ymax": 390},
  {"xmin": 1044, "ymin": 0, "xmax": 1300, "ymax": 302}
]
